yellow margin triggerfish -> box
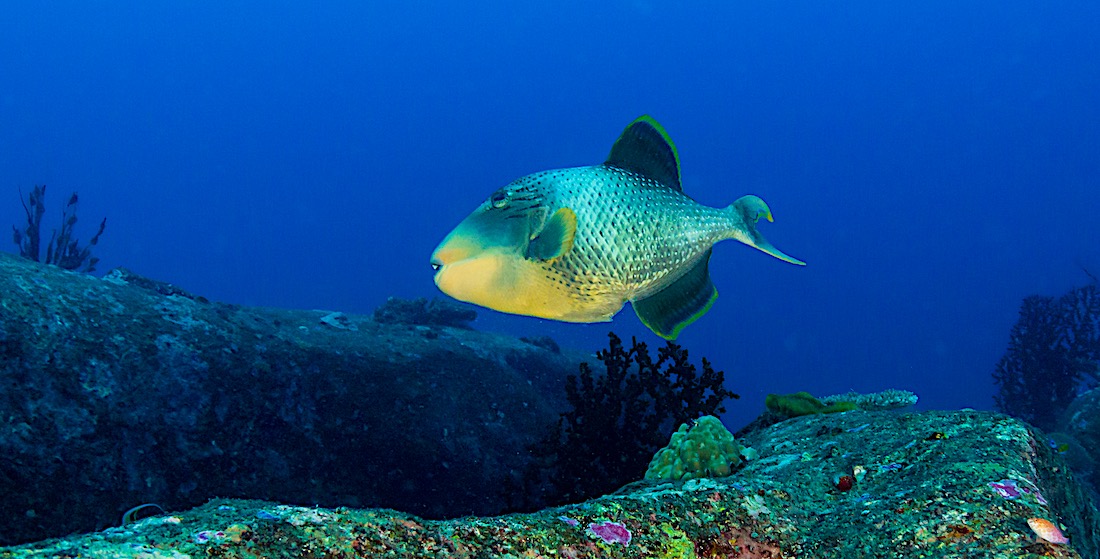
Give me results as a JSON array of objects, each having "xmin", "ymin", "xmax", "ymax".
[{"xmin": 430, "ymin": 115, "xmax": 805, "ymax": 340}]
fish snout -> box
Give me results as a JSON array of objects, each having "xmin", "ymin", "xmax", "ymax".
[
  {"xmin": 431, "ymin": 232, "xmax": 480, "ymax": 272},
  {"xmin": 430, "ymin": 248, "xmax": 451, "ymax": 285},
  {"xmin": 430, "ymin": 246, "xmax": 459, "ymax": 274},
  {"xmin": 430, "ymin": 240, "xmax": 469, "ymax": 286},
  {"xmin": 430, "ymin": 239, "xmax": 453, "ymax": 274}
]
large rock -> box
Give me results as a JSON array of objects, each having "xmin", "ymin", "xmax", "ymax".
[
  {"xmin": 0, "ymin": 252, "xmax": 588, "ymax": 545},
  {"xmin": 1059, "ymin": 386, "xmax": 1100, "ymax": 498},
  {"xmin": 1, "ymin": 409, "xmax": 1096, "ymax": 558}
]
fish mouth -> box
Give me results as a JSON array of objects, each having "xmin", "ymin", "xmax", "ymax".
[
  {"xmin": 430, "ymin": 257, "xmax": 446, "ymax": 282},
  {"xmin": 430, "ymin": 243, "xmax": 466, "ymax": 276},
  {"xmin": 431, "ymin": 251, "xmax": 458, "ymax": 285}
]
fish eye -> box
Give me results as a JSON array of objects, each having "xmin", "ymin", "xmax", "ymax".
[{"xmin": 489, "ymin": 189, "xmax": 509, "ymax": 209}]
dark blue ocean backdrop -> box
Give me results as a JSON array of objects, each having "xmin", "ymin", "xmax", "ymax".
[{"xmin": 2, "ymin": 1, "xmax": 1098, "ymax": 432}]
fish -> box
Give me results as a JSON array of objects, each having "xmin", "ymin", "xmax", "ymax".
[
  {"xmin": 1027, "ymin": 517, "xmax": 1069, "ymax": 544},
  {"xmin": 121, "ymin": 503, "xmax": 165, "ymax": 526},
  {"xmin": 430, "ymin": 115, "xmax": 805, "ymax": 339}
]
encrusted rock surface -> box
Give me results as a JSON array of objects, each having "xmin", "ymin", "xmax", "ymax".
[
  {"xmin": 2, "ymin": 409, "xmax": 1097, "ymax": 558},
  {"xmin": 1061, "ymin": 387, "xmax": 1100, "ymax": 497},
  {"xmin": 0, "ymin": 252, "xmax": 588, "ymax": 545},
  {"xmin": 3, "ymin": 251, "xmax": 1098, "ymax": 557}
]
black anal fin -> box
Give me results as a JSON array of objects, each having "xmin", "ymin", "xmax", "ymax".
[{"xmin": 632, "ymin": 250, "xmax": 718, "ymax": 340}]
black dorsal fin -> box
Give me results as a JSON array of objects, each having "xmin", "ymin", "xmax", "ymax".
[{"xmin": 604, "ymin": 115, "xmax": 683, "ymax": 192}]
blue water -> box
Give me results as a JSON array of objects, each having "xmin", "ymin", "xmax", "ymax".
[{"xmin": 2, "ymin": 2, "xmax": 1098, "ymax": 430}]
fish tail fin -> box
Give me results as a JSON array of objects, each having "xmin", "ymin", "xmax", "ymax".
[{"xmin": 725, "ymin": 195, "xmax": 806, "ymax": 266}]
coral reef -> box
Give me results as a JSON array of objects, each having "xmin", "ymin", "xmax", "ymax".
[
  {"xmin": 994, "ymin": 284, "xmax": 1100, "ymax": 431},
  {"xmin": 737, "ymin": 389, "xmax": 915, "ymax": 438},
  {"xmin": 514, "ymin": 332, "xmax": 738, "ymax": 509},
  {"xmin": 102, "ymin": 267, "xmax": 205, "ymax": 300},
  {"xmin": 372, "ymin": 296, "xmax": 478, "ymax": 328},
  {"xmin": 0, "ymin": 252, "xmax": 588, "ymax": 546},
  {"xmin": 3, "ymin": 410, "xmax": 1098, "ymax": 559},
  {"xmin": 11, "ymin": 184, "xmax": 105, "ymax": 272},
  {"xmin": 644, "ymin": 415, "xmax": 745, "ymax": 481},
  {"xmin": 821, "ymin": 388, "xmax": 918, "ymax": 411},
  {"xmin": 520, "ymin": 335, "xmax": 561, "ymax": 354},
  {"xmin": 1060, "ymin": 387, "xmax": 1100, "ymax": 500},
  {"xmin": 765, "ymin": 391, "xmax": 857, "ymax": 418}
]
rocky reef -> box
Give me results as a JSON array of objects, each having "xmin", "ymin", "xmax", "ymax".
[
  {"xmin": 2, "ymin": 409, "xmax": 1097, "ymax": 558},
  {"xmin": 0, "ymin": 251, "xmax": 589, "ymax": 545},
  {"xmin": 3, "ymin": 251, "xmax": 1099, "ymax": 558}
]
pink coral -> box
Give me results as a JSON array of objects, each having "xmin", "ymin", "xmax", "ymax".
[
  {"xmin": 988, "ymin": 479, "xmax": 1023, "ymax": 498},
  {"xmin": 588, "ymin": 521, "xmax": 631, "ymax": 545}
]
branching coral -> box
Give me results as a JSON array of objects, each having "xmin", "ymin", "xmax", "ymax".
[
  {"xmin": 993, "ymin": 283, "xmax": 1100, "ymax": 431},
  {"xmin": 12, "ymin": 185, "xmax": 105, "ymax": 272},
  {"xmin": 512, "ymin": 332, "xmax": 738, "ymax": 508}
]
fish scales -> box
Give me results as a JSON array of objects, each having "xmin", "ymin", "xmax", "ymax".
[{"xmin": 531, "ymin": 166, "xmax": 732, "ymax": 301}]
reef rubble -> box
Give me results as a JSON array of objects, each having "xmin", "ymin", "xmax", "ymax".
[{"xmin": 2, "ymin": 408, "xmax": 1097, "ymax": 558}]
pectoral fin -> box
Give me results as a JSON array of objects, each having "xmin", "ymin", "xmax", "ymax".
[
  {"xmin": 526, "ymin": 207, "xmax": 577, "ymax": 261},
  {"xmin": 633, "ymin": 250, "xmax": 718, "ymax": 340}
]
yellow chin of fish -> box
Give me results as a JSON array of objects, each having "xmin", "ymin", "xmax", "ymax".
[
  {"xmin": 434, "ymin": 253, "xmax": 577, "ymax": 320},
  {"xmin": 435, "ymin": 252, "xmax": 515, "ymax": 308}
]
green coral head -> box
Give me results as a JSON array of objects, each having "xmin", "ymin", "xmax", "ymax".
[
  {"xmin": 765, "ymin": 391, "xmax": 857, "ymax": 418},
  {"xmin": 644, "ymin": 415, "xmax": 746, "ymax": 482}
]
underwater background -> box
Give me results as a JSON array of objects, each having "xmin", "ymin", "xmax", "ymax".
[{"xmin": 3, "ymin": 2, "xmax": 1099, "ymax": 432}]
